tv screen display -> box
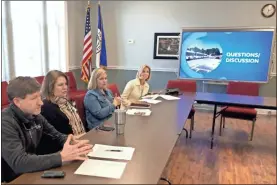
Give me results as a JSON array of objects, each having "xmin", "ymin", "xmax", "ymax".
[{"xmin": 178, "ymin": 28, "xmax": 275, "ymax": 83}]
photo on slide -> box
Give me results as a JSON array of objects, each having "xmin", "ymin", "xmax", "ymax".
[{"xmin": 186, "ymin": 41, "xmax": 223, "ymax": 74}]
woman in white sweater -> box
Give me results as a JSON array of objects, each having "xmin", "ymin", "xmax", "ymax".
[{"xmin": 121, "ymin": 65, "xmax": 151, "ymax": 109}]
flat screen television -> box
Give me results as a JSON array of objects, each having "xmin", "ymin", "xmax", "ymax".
[{"xmin": 178, "ymin": 27, "xmax": 275, "ymax": 83}]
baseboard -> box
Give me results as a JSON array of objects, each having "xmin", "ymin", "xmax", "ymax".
[
  {"xmin": 194, "ymin": 104, "xmax": 276, "ymax": 116},
  {"xmin": 256, "ymin": 109, "xmax": 276, "ymax": 115}
]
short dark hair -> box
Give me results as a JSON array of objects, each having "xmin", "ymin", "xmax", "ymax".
[{"xmin": 7, "ymin": 76, "xmax": 41, "ymax": 102}]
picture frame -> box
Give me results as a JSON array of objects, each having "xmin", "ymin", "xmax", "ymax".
[{"xmin": 153, "ymin": 32, "xmax": 180, "ymax": 60}]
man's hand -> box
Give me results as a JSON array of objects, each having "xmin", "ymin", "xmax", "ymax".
[
  {"xmin": 70, "ymin": 133, "xmax": 86, "ymax": 145},
  {"xmin": 60, "ymin": 134, "xmax": 93, "ymax": 163},
  {"xmin": 73, "ymin": 133, "xmax": 86, "ymax": 140}
]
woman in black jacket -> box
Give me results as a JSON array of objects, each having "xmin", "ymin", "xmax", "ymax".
[{"xmin": 37, "ymin": 70, "xmax": 86, "ymax": 154}]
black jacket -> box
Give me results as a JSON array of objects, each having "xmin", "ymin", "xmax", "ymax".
[
  {"xmin": 41, "ymin": 99, "xmax": 73, "ymax": 134},
  {"xmin": 1, "ymin": 104, "xmax": 67, "ymax": 183},
  {"xmin": 38, "ymin": 99, "xmax": 74, "ymax": 155}
]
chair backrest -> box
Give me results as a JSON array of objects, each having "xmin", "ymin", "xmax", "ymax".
[
  {"xmin": 107, "ymin": 83, "xmax": 121, "ymax": 97},
  {"xmin": 65, "ymin": 72, "xmax": 77, "ymax": 91},
  {"xmin": 166, "ymin": 80, "xmax": 197, "ymax": 92},
  {"xmin": 70, "ymin": 93, "xmax": 87, "ymax": 130},
  {"xmin": 1, "ymin": 81, "xmax": 9, "ymax": 109},
  {"xmin": 227, "ymin": 82, "xmax": 259, "ymax": 96},
  {"xmin": 35, "ymin": 76, "xmax": 45, "ymax": 84}
]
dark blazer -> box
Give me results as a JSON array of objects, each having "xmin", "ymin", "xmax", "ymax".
[
  {"xmin": 41, "ymin": 99, "xmax": 73, "ymax": 135},
  {"xmin": 38, "ymin": 99, "xmax": 73, "ymax": 155}
]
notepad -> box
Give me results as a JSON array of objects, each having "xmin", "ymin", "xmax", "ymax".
[
  {"xmin": 88, "ymin": 144, "xmax": 135, "ymax": 161},
  {"xmin": 74, "ymin": 159, "xmax": 127, "ymax": 179},
  {"xmin": 126, "ymin": 109, "xmax": 152, "ymax": 116}
]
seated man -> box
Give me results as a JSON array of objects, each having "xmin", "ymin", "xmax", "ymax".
[{"xmin": 1, "ymin": 76, "xmax": 92, "ymax": 183}]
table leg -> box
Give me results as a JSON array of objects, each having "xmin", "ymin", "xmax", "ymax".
[
  {"xmin": 183, "ymin": 128, "xmax": 188, "ymax": 138},
  {"xmin": 160, "ymin": 177, "xmax": 172, "ymax": 185},
  {"xmin": 210, "ymin": 104, "xmax": 217, "ymax": 149}
]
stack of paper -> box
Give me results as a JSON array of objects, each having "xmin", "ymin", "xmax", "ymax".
[
  {"xmin": 126, "ymin": 109, "xmax": 152, "ymax": 116},
  {"xmin": 74, "ymin": 159, "xmax": 127, "ymax": 179},
  {"xmin": 159, "ymin": 95, "xmax": 180, "ymax": 100},
  {"xmin": 75, "ymin": 144, "xmax": 135, "ymax": 179},
  {"xmin": 139, "ymin": 99, "xmax": 162, "ymax": 104},
  {"xmin": 142, "ymin": 94, "xmax": 159, "ymax": 100},
  {"xmin": 142, "ymin": 94, "xmax": 180, "ymax": 100},
  {"xmin": 88, "ymin": 144, "xmax": 135, "ymax": 160}
]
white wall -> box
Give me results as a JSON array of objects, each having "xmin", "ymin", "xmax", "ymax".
[{"xmin": 87, "ymin": 1, "xmax": 276, "ymax": 71}]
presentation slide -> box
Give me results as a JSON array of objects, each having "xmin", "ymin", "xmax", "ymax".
[{"xmin": 179, "ymin": 29, "xmax": 274, "ymax": 82}]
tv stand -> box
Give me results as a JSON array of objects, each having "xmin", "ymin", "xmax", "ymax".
[
  {"xmin": 203, "ymin": 81, "xmax": 228, "ymax": 85},
  {"xmin": 201, "ymin": 81, "xmax": 228, "ymax": 93}
]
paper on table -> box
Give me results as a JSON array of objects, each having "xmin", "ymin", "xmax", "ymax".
[
  {"xmin": 74, "ymin": 159, "xmax": 127, "ymax": 179},
  {"xmin": 142, "ymin": 94, "xmax": 159, "ymax": 100},
  {"xmin": 139, "ymin": 99, "xmax": 162, "ymax": 104},
  {"xmin": 142, "ymin": 94, "xmax": 180, "ymax": 100},
  {"xmin": 88, "ymin": 144, "xmax": 135, "ymax": 161},
  {"xmin": 126, "ymin": 109, "xmax": 152, "ymax": 116},
  {"xmin": 159, "ymin": 95, "xmax": 180, "ymax": 100}
]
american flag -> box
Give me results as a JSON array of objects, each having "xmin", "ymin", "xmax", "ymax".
[{"xmin": 81, "ymin": 4, "xmax": 93, "ymax": 83}]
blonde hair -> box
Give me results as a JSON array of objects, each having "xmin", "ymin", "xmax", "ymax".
[
  {"xmin": 136, "ymin": 65, "xmax": 151, "ymax": 81},
  {"xmin": 87, "ymin": 68, "xmax": 107, "ymax": 90},
  {"xmin": 41, "ymin": 70, "xmax": 68, "ymax": 100}
]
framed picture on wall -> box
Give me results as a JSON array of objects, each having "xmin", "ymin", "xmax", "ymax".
[{"xmin": 153, "ymin": 32, "xmax": 180, "ymax": 60}]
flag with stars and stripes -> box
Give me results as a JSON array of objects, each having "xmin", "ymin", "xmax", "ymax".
[
  {"xmin": 96, "ymin": 2, "xmax": 107, "ymax": 68},
  {"xmin": 81, "ymin": 3, "xmax": 93, "ymax": 83}
]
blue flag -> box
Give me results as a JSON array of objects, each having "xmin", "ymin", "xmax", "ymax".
[{"xmin": 96, "ymin": 2, "xmax": 107, "ymax": 68}]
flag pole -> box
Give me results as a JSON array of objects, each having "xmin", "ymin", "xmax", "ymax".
[
  {"xmin": 98, "ymin": 1, "xmax": 102, "ymax": 69},
  {"xmin": 87, "ymin": 0, "xmax": 92, "ymax": 74}
]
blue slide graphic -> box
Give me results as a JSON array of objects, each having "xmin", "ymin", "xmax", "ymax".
[{"xmin": 179, "ymin": 30, "xmax": 274, "ymax": 82}]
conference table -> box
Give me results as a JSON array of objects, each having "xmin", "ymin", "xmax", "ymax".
[
  {"xmin": 195, "ymin": 92, "xmax": 277, "ymax": 149},
  {"xmin": 10, "ymin": 92, "xmax": 196, "ymax": 184}
]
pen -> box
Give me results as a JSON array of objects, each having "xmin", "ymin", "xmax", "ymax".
[{"xmin": 105, "ymin": 149, "xmax": 122, "ymax": 152}]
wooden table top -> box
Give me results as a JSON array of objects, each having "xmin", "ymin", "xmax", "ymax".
[{"xmin": 10, "ymin": 92, "xmax": 196, "ymax": 184}]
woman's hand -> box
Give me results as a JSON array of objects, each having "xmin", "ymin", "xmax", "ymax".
[{"xmin": 113, "ymin": 97, "xmax": 121, "ymax": 107}]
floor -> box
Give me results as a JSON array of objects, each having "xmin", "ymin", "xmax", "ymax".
[{"xmin": 160, "ymin": 111, "xmax": 276, "ymax": 184}]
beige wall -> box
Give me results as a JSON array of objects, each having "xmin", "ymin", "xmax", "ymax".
[
  {"xmin": 68, "ymin": 1, "xmax": 276, "ymax": 72},
  {"xmin": 67, "ymin": 1, "xmax": 276, "ymax": 98},
  {"xmin": 66, "ymin": 1, "xmax": 87, "ymax": 70}
]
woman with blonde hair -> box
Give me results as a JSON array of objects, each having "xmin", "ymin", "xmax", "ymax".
[
  {"xmin": 84, "ymin": 68, "xmax": 121, "ymax": 130},
  {"xmin": 121, "ymin": 64, "xmax": 151, "ymax": 109}
]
